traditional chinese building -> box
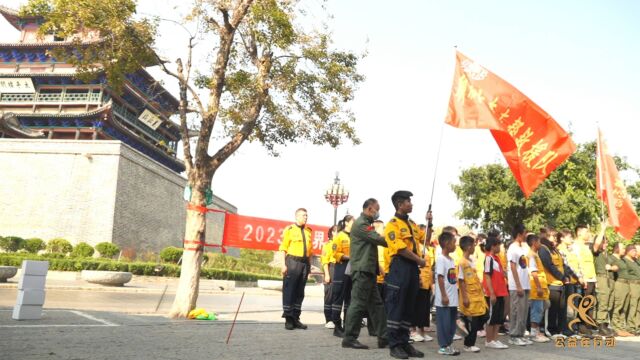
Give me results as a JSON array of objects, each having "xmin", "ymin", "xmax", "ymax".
[
  {"xmin": 0, "ymin": 5, "xmax": 184, "ymax": 172},
  {"xmin": 0, "ymin": 6, "xmax": 236, "ymax": 254}
]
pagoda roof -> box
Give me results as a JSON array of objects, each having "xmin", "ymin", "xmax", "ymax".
[
  {"xmin": 0, "ymin": 5, "xmax": 38, "ymax": 30},
  {"xmin": 14, "ymin": 104, "xmax": 112, "ymax": 118},
  {"xmin": 12, "ymin": 104, "xmax": 186, "ymax": 172}
]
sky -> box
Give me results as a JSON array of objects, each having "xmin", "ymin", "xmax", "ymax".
[{"xmin": 2, "ymin": 0, "xmax": 639, "ymax": 229}]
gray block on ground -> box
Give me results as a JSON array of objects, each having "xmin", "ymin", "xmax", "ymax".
[
  {"xmin": 18, "ymin": 275, "xmax": 46, "ymax": 290},
  {"xmin": 21, "ymin": 260, "xmax": 49, "ymax": 276},
  {"xmin": 12, "ymin": 304, "xmax": 43, "ymax": 320},
  {"xmin": 16, "ymin": 289, "xmax": 46, "ymax": 305}
]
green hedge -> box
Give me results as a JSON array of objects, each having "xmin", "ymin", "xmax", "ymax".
[
  {"xmin": 0, "ymin": 254, "xmax": 281, "ymax": 282},
  {"xmin": 205, "ymin": 253, "xmax": 280, "ymax": 276}
]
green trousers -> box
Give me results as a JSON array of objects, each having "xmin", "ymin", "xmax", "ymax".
[
  {"xmin": 627, "ymin": 280, "xmax": 640, "ymax": 332},
  {"xmin": 344, "ymin": 271, "xmax": 387, "ymax": 342},
  {"xmin": 596, "ymin": 275, "xmax": 614, "ymax": 324},
  {"xmin": 611, "ymin": 280, "xmax": 630, "ymax": 331}
]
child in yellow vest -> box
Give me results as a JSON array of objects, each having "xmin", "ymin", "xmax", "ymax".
[
  {"xmin": 458, "ymin": 236, "xmax": 489, "ymax": 353},
  {"xmin": 526, "ymin": 234, "xmax": 550, "ymax": 343}
]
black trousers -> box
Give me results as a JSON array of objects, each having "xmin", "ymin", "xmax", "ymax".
[
  {"xmin": 385, "ymin": 257, "xmax": 419, "ymax": 348},
  {"xmin": 323, "ymin": 264, "xmax": 334, "ymax": 322},
  {"xmin": 463, "ymin": 312, "xmax": 489, "ymax": 347},
  {"xmin": 330, "ymin": 262, "xmax": 351, "ymax": 325},
  {"xmin": 547, "ymin": 286, "xmax": 567, "ymax": 334},
  {"xmin": 412, "ymin": 288, "xmax": 431, "ymax": 327},
  {"xmin": 282, "ymin": 256, "xmax": 309, "ymax": 319}
]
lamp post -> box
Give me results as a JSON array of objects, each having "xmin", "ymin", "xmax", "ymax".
[{"xmin": 324, "ymin": 172, "xmax": 349, "ymax": 227}]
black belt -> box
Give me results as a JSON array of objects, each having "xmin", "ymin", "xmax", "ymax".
[{"xmin": 286, "ymin": 255, "xmax": 309, "ymax": 263}]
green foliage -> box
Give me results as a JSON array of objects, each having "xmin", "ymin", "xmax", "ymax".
[
  {"xmin": 21, "ymin": 0, "xmax": 158, "ymax": 93},
  {"xmin": 23, "ymin": 238, "xmax": 46, "ymax": 253},
  {"xmin": 239, "ymin": 249, "xmax": 273, "ymax": 264},
  {"xmin": 95, "ymin": 242, "xmax": 120, "ymax": 258},
  {"xmin": 0, "ymin": 253, "xmax": 280, "ymax": 281},
  {"xmin": 71, "ymin": 242, "xmax": 95, "ymax": 258},
  {"xmin": 0, "ymin": 236, "xmax": 25, "ymax": 252},
  {"xmin": 205, "ymin": 253, "xmax": 280, "ymax": 277},
  {"xmin": 159, "ymin": 246, "xmax": 183, "ymax": 263},
  {"xmin": 47, "ymin": 238, "xmax": 73, "ymax": 254},
  {"xmin": 452, "ymin": 141, "xmax": 640, "ymax": 238}
]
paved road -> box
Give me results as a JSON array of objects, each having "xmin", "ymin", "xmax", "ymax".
[
  {"xmin": 1, "ymin": 307, "xmax": 638, "ymax": 360},
  {"xmin": 1, "ymin": 280, "xmax": 638, "ymax": 359}
]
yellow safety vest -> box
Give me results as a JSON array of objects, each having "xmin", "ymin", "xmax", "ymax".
[
  {"xmin": 458, "ymin": 257, "xmax": 488, "ymax": 317},
  {"xmin": 321, "ymin": 242, "xmax": 335, "ymax": 266},
  {"xmin": 543, "ymin": 245, "xmax": 565, "ymax": 286},
  {"xmin": 575, "ymin": 243, "xmax": 597, "ymax": 281},
  {"xmin": 529, "ymin": 250, "xmax": 550, "ymax": 300}
]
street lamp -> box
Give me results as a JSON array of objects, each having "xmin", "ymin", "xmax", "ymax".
[{"xmin": 324, "ymin": 172, "xmax": 349, "ymax": 227}]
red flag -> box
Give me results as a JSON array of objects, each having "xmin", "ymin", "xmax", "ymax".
[
  {"xmin": 596, "ymin": 130, "xmax": 640, "ymax": 240},
  {"xmin": 445, "ymin": 51, "xmax": 576, "ymax": 197}
]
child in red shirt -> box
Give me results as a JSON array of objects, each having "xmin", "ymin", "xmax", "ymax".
[{"xmin": 482, "ymin": 236, "xmax": 509, "ymax": 349}]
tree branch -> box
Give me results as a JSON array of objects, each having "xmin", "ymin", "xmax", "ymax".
[
  {"xmin": 209, "ymin": 51, "xmax": 272, "ymax": 170},
  {"xmin": 194, "ymin": 0, "xmax": 255, "ymax": 169}
]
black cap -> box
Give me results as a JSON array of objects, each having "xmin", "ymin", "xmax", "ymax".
[{"xmin": 391, "ymin": 190, "xmax": 413, "ymax": 206}]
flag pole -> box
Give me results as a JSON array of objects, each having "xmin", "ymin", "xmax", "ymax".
[
  {"xmin": 596, "ymin": 128, "xmax": 606, "ymax": 224},
  {"xmin": 423, "ymin": 122, "xmax": 445, "ymax": 256}
]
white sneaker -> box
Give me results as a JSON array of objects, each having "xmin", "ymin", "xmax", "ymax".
[
  {"xmin": 324, "ymin": 321, "xmax": 335, "ymax": 329},
  {"xmin": 464, "ymin": 345, "xmax": 481, "ymax": 352},
  {"xmin": 524, "ymin": 330, "xmax": 530, "ymax": 337},
  {"xmin": 508, "ymin": 337, "xmax": 527, "ymax": 346},
  {"xmin": 533, "ymin": 334, "xmax": 550, "ymax": 343},
  {"xmin": 423, "ymin": 334, "xmax": 434, "ymax": 342},
  {"xmin": 522, "ymin": 338, "xmax": 533, "ymax": 345},
  {"xmin": 477, "ymin": 330, "xmax": 486, "ymax": 338},
  {"xmin": 410, "ymin": 332, "xmax": 425, "ymax": 342},
  {"xmin": 453, "ymin": 334, "xmax": 463, "ymax": 341},
  {"xmin": 449, "ymin": 346, "xmax": 461, "ymax": 355},
  {"xmin": 551, "ymin": 333, "xmax": 567, "ymax": 340},
  {"xmin": 494, "ymin": 340, "xmax": 509, "ymax": 349}
]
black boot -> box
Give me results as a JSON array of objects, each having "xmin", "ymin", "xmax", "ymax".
[
  {"xmin": 293, "ymin": 318, "xmax": 307, "ymax": 330},
  {"xmin": 341, "ymin": 339, "xmax": 369, "ymax": 349},
  {"xmin": 378, "ymin": 337, "xmax": 389, "ymax": 348},
  {"xmin": 284, "ymin": 317, "xmax": 294, "ymax": 330},
  {"xmin": 390, "ymin": 346, "xmax": 409, "ymax": 359},
  {"xmin": 333, "ymin": 323, "xmax": 345, "ymax": 338},
  {"xmin": 402, "ymin": 343, "xmax": 424, "ymax": 358}
]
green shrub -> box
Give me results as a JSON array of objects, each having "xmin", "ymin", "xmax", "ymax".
[
  {"xmin": 204, "ymin": 253, "xmax": 280, "ymax": 276},
  {"xmin": 47, "ymin": 238, "xmax": 73, "ymax": 254},
  {"xmin": 23, "ymin": 238, "xmax": 45, "ymax": 253},
  {"xmin": 240, "ymin": 249, "xmax": 273, "ymax": 264},
  {"xmin": 71, "ymin": 242, "xmax": 95, "ymax": 258},
  {"xmin": 0, "ymin": 254, "xmax": 280, "ymax": 281},
  {"xmin": 95, "ymin": 242, "xmax": 120, "ymax": 258},
  {"xmin": 0, "ymin": 236, "xmax": 25, "ymax": 252},
  {"xmin": 159, "ymin": 246, "xmax": 183, "ymax": 263}
]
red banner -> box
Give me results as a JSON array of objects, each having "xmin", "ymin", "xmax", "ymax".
[
  {"xmin": 596, "ymin": 129, "xmax": 640, "ymax": 240},
  {"xmin": 222, "ymin": 213, "xmax": 330, "ymax": 255},
  {"xmin": 445, "ymin": 51, "xmax": 576, "ymax": 197}
]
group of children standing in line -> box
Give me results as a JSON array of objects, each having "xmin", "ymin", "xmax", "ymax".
[{"xmin": 322, "ymin": 217, "xmax": 637, "ymax": 356}]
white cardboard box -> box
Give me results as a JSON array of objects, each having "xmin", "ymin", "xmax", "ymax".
[
  {"xmin": 12, "ymin": 304, "xmax": 43, "ymax": 320},
  {"xmin": 17, "ymin": 275, "xmax": 46, "ymax": 291},
  {"xmin": 21, "ymin": 260, "xmax": 49, "ymax": 276},
  {"xmin": 16, "ymin": 289, "xmax": 46, "ymax": 306}
]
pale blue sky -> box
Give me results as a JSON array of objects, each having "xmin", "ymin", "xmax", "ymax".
[{"xmin": 2, "ymin": 0, "xmax": 639, "ymax": 229}]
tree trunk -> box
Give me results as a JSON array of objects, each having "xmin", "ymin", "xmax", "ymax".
[{"xmin": 168, "ymin": 185, "xmax": 207, "ymax": 318}]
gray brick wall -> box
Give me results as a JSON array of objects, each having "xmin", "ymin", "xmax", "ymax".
[{"xmin": 0, "ymin": 139, "xmax": 237, "ymax": 255}]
